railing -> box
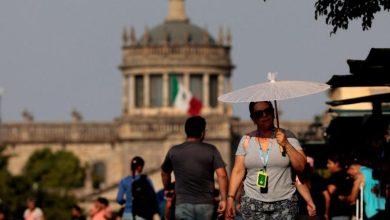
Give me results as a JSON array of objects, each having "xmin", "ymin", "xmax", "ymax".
[
  {"xmin": 0, "ymin": 123, "xmax": 117, "ymax": 144},
  {"xmin": 124, "ymin": 45, "xmax": 229, "ymax": 57},
  {"xmin": 119, "ymin": 116, "xmax": 231, "ymax": 139}
]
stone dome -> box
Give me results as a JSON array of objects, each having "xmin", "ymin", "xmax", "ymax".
[{"xmin": 140, "ymin": 21, "xmax": 216, "ymax": 46}]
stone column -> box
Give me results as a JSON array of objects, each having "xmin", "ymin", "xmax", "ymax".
[
  {"xmin": 226, "ymin": 73, "xmax": 233, "ymax": 115},
  {"xmin": 217, "ymin": 73, "xmax": 224, "ymax": 109},
  {"xmin": 129, "ymin": 75, "xmax": 135, "ymax": 113},
  {"xmin": 163, "ymin": 73, "xmax": 169, "ymax": 107},
  {"xmin": 183, "ymin": 72, "xmax": 189, "ymax": 90},
  {"xmin": 122, "ymin": 74, "xmax": 129, "ymax": 115},
  {"xmin": 144, "ymin": 74, "xmax": 150, "ymax": 108},
  {"xmin": 203, "ymin": 73, "xmax": 209, "ymax": 109}
]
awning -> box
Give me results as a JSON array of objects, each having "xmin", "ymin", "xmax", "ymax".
[{"xmin": 327, "ymin": 48, "xmax": 390, "ymax": 88}]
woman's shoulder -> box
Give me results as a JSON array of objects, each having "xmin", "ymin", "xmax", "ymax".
[{"xmin": 245, "ymin": 130, "xmax": 257, "ymax": 137}]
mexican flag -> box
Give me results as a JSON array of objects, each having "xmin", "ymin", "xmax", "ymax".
[{"xmin": 170, "ymin": 76, "xmax": 202, "ymax": 115}]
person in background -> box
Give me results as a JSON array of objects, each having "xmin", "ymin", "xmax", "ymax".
[
  {"xmin": 339, "ymin": 159, "xmax": 386, "ymax": 220},
  {"xmin": 23, "ymin": 197, "xmax": 45, "ymax": 220},
  {"xmin": 296, "ymin": 156, "xmax": 326, "ymax": 220},
  {"xmin": 71, "ymin": 204, "xmax": 86, "ymax": 220},
  {"xmin": 161, "ymin": 116, "xmax": 228, "ymax": 219},
  {"xmin": 226, "ymin": 101, "xmax": 306, "ymax": 220},
  {"xmin": 323, "ymin": 154, "xmax": 353, "ymax": 220},
  {"xmin": 89, "ymin": 197, "xmax": 112, "ymax": 220},
  {"xmin": 116, "ymin": 156, "xmax": 158, "ymax": 220}
]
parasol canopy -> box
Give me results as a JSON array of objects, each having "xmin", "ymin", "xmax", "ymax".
[
  {"xmin": 218, "ymin": 72, "xmax": 330, "ymax": 127},
  {"xmin": 218, "ymin": 72, "xmax": 330, "ymax": 154},
  {"xmin": 218, "ymin": 72, "xmax": 330, "ymax": 103}
]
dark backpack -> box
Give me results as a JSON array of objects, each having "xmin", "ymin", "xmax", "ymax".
[{"xmin": 132, "ymin": 175, "xmax": 158, "ymax": 220}]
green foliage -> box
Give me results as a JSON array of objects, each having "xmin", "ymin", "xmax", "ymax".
[
  {"xmin": 0, "ymin": 147, "xmax": 86, "ymax": 219},
  {"xmin": 23, "ymin": 148, "xmax": 86, "ymax": 193},
  {"xmin": 314, "ymin": 0, "xmax": 390, "ymax": 34},
  {"xmin": 40, "ymin": 193, "xmax": 77, "ymax": 220}
]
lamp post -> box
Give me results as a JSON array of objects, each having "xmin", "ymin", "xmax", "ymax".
[{"xmin": 0, "ymin": 88, "xmax": 3, "ymax": 146}]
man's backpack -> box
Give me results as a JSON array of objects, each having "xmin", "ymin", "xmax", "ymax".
[{"xmin": 132, "ymin": 175, "xmax": 158, "ymax": 220}]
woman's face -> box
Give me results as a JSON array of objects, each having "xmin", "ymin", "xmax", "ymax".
[{"xmin": 252, "ymin": 102, "xmax": 274, "ymax": 129}]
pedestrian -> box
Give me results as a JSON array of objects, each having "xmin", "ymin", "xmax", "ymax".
[
  {"xmin": 339, "ymin": 159, "xmax": 386, "ymax": 219},
  {"xmin": 323, "ymin": 154, "xmax": 353, "ymax": 220},
  {"xmin": 116, "ymin": 156, "xmax": 158, "ymax": 220},
  {"xmin": 71, "ymin": 204, "xmax": 86, "ymax": 220},
  {"xmin": 296, "ymin": 156, "xmax": 326, "ymax": 220},
  {"xmin": 89, "ymin": 197, "xmax": 112, "ymax": 220},
  {"xmin": 161, "ymin": 116, "xmax": 228, "ymax": 219},
  {"xmin": 226, "ymin": 101, "xmax": 307, "ymax": 219},
  {"xmin": 23, "ymin": 197, "xmax": 45, "ymax": 220}
]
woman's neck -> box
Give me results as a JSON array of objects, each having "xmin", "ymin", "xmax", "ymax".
[{"xmin": 257, "ymin": 127, "xmax": 274, "ymax": 137}]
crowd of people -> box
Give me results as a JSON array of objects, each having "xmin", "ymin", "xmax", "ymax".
[
  {"xmin": 2, "ymin": 101, "xmax": 388, "ymax": 220},
  {"xmin": 112, "ymin": 102, "xmax": 388, "ymax": 220}
]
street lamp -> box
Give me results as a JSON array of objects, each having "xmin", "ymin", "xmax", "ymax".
[{"xmin": 0, "ymin": 87, "xmax": 3, "ymax": 146}]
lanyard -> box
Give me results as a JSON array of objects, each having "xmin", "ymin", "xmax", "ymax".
[{"xmin": 257, "ymin": 129, "xmax": 275, "ymax": 169}]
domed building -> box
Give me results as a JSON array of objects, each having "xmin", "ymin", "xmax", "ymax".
[{"xmin": 120, "ymin": 0, "xmax": 233, "ymax": 117}]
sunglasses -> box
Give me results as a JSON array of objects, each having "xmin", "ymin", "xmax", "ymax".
[{"xmin": 251, "ymin": 107, "xmax": 274, "ymax": 119}]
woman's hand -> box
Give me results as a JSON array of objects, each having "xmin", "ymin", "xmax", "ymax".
[
  {"xmin": 307, "ymin": 202, "xmax": 316, "ymax": 216},
  {"xmin": 275, "ymin": 129, "xmax": 289, "ymax": 147},
  {"xmin": 225, "ymin": 197, "xmax": 235, "ymax": 219},
  {"xmin": 217, "ymin": 200, "xmax": 226, "ymax": 218}
]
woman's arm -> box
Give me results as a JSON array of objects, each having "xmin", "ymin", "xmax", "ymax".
[
  {"xmin": 275, "ymin": 129, "xmax": 306, "ymax": 173},
  {"xmin": 295, "ymin": 180, "xmax": 316, "ymax": 216},
  {"xmin": 116, "ymin": 181, "xmax": 126, "ymax": 205},
  {"xmin": 225, "ymin": 155, "xmax": 246, "ymax": 219}
]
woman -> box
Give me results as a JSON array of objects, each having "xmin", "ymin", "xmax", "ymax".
[
  {"xmin": 116, "ymin": 156, "xmax": 158, "ymax": 220},
  {"xmin": 226, "ymin": 101, "xmax": 306, "ymax": 219}
]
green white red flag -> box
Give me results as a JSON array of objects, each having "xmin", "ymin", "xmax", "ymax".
[{"xmin": 170, "ymin": 76, "xmax": 202, "ymax": 115}]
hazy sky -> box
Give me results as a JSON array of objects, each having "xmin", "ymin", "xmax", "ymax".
[{"xmin": 1, "ymin": 0, "xmax": 389, "ymax": 122}]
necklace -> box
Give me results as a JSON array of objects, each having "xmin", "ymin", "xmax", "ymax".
[{"xmin": 257, "ymin": 129, "xmax": 275, "ymax": 169}]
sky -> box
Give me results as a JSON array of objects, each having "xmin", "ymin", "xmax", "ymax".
[{"xmin": 0, "ymin": 0, "xmax": 389, "ymax": 122}]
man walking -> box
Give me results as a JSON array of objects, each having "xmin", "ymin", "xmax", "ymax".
[{"xmin": 161, "ymin": 116, "xmax": 228, "ymax": 219}]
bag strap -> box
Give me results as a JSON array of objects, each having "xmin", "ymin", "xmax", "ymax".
[{"xmin": 242, "ymin": 135, "xmax": 250, "ymax": 150}]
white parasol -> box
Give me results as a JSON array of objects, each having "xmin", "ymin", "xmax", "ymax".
[{"xmin": 218, "ymin": 72, "xmax": 330, "ymax": 128}]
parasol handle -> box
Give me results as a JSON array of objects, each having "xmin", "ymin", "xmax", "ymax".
[
  {"xmin": 274, "ymin": 100, "xmax": 285, "ymax": 155},
  {"xmin": 274, "ymin": 100, "xmax": 280, "ymax": 128}
]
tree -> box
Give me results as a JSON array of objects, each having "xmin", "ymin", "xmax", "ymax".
[
  {"xmin": 0, "ymin": 146, "xmax": 34, "ymax": 219},
  {"xmin": 314, "ymin": 0, "xmax": 390, "ymax": 34},
  {"xmin": 21, "ymin": 148, "xmax": 85, "ymax": 220},
  {"xmin": 23, "ymin": 148, "xmax": 86, "ymax": 194}
]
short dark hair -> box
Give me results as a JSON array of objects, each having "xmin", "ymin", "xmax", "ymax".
[
  {"xmin": 72, "ymin": 204, "xmax": 82, "ymax": 212},
  {"xmin": 97, "ymin": 197, "xmax": 109, "ymax": 206},
  {"xmin": 130, "ymin": 156, "xmax": 145, "ymax": 172},
  {"xmin": 185, "ymin": 116, "xmax": 206, "ymax": 138},
  {"xmin": 327, "ymin": 153, "xmax": 346, "ymax": 168}
]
